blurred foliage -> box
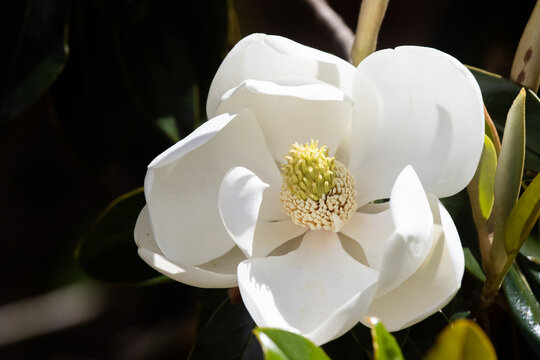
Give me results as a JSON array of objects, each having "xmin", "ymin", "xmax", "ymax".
[
  {"xmin": 0, "ymin": 0, "xmax": 69, "ymax": 122},
  {"xmin": 189, "ymin": 295, "xmax": 261, "ymax": 359},
  {"xmin": 51, "ymin": 0, "xmax": 227, "ymax": 170},
  {"xmin": 75, "ymin": 187, "xmax": 161, "ymax": 283},
  {"xmin": 424, "ymin": 319, "xmax": 496, "ymax": 360}
]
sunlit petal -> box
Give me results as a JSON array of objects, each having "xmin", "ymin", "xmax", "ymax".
[
  {"xmin": 207, "ymin": 34, "xmax": 355, "ymax": 117},
  {"xmin": 238, "ymin": 230, "xmax": 378, "ymax": 345},
  {"xmin": 349, "ymin": 46, "xmax": 484, "ymax": 205},
  {"xmin": 145, "ymin": 110, "xmax": 281, "ymax": 266}
]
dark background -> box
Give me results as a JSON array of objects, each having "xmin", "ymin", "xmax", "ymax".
[{"xmin": 0, "ymin": 0, "xmax": 536, "ymax": 358}]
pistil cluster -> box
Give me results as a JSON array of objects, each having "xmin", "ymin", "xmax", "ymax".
[{"xmin": 280, "ymin": 140, "xmax": 357, "ymax": 232}]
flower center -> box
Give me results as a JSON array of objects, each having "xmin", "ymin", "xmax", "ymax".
[{"xmin": 280, "ymin": 140, "xmax": 357, "ymax": 232}]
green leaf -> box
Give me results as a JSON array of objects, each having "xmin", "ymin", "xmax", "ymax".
[
  {"xmin": 76, "ymin": 188, "xmax": 160, "ymax": 283},
  {"xmin": 469, "ymin": 135, "xmax": 497, "ymax": 220},
  {"xmin": 189, "ymin": 297, "xmax": 260, "ymax": 359},
  {"xmin": 476, "ymin": 136, "xmax": 498, "ymax": 219},
  {"xmin": 505, "ymin": 174, "xmax": 540, "ymax": 256},
  {"xmin": 370, "ymin": 320, "xmax": 404, "ymax": 360},
  {"xmin": 464, "ymin": 247, "xmax": 486, "ymax": 282},
  {"xmin": 518, "ymin": 255, "xmax": 540, "ymax": 299},
  {"xmin": 156, "ymin": 116, "xmax": 181, "ymax": 143},
  {"xmin": 503, "ymin": 263, "xmax": 540, "ymax": 355},
  {"xmin": 254, "ymin": 328, "xmax": 330, "ymax": 360},
  {"xmin": 490, "ymin": 88, "xmax": 526, "ymax": 272},
  {"xmin": 424, "ymin": 319, "xmax": 496, "ymax": 360},
  {"xmin": 469, "ymin": 67, "xmax": 540, "ymax": 171},
  {"xmin": 0, "ymin": 0, "xmax": 69, "ymax": 122},
  {"xmin": 521, "ymin": 224, "xmax": 540, "ymax": 265}
]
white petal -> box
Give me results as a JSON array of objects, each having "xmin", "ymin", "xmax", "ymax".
[
  {"xmin": 340, "ymin": 203, "xmax": 393, "ymax": 269},
  {"xmin": 349, "ymin": 46, "xmax": 484, "ymax": 204},
  {"xmin": 134, "ymin": 207, "xmax": 240, "ymax": 288},
  {"xmin": 207, "ymin": 34, "xmax": 355, "ymax": 118},
  {"xmin": 363, "ymin": 195, "xmax": 464, "ymax": 331},
  {"xmin": 218, "ymin": 167, "xmax": 306, "ymax": 258},
  {"xmin": 375, "ymin": 166, "xmax": 434, "ymax": 296},
  {"xmin": 237, "ymin": 230, "xmax": 378, "ymax": 345},
  {"xmin": 145, "ymin": 110, "xmax": 282, "ymax": 266},
  {"xmin": 218, "ymin": 166, "xmax": 269, "ymax": 256},
  {"xmin": 216, "ymin": 78, "xmax": 353, "ymax": 162},
  {"xmin": 342, "ymin": 167, "xmax": 434, "ymax": 296}
]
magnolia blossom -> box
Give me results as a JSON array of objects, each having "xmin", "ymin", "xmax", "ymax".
[{"xmin": 135, "ymin": 34, "xmax": 484, "ymax": 345}]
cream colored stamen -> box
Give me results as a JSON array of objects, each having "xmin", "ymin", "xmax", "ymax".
[{"xmin": 280, "ymin": 141, "xmax": 357, "ymax": 232}]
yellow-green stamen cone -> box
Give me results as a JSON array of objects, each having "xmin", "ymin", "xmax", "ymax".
[
  {"xmin": 280, "ymin": 140, "xmax": 357, "ymax": 232},
  {"xmin": 281, "ymin": 140, "xmax": 336, "ymax": 201}
]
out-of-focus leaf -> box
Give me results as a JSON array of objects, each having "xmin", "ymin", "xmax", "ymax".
[
  {"xmin": 156, "ymin": 116, "xmax": 181, "ymax": 143},
  {"xmin": 505, "ymin": 174, "xmax": 540, "ymax": 256},
  {"xmin": 52, "ymin": 0, "xmax": 227, "ymax": 170},
  {"xmin": 464, "ymin": 247, "xmax": 486, "ymax": 282},
  {"xmin": 189, "ymin": 298, "xmax": 260, "ymax": 359},
  {"xmin": 369, "ymin": 320, "xmax": 404, "ymax": 360},
  {"xmin": 254, "ymin": 328, "xmax": 330, "ymax": 360},
  {"xmin": 490, "ymin": 88, "xmax": 526, "ymax": 272},
  {"xmin": 424, "ymin": 319, "xmax": 496, "ymax": 360},
  {"xmin": 76, "ymin": 188, "xmax": 160, "ymax": 283},
  {"xmin": 469, "ymin": 67, "xmax": 540, "ymax": 171},
  {"xmin": 0, "ymin": 0, "xmax": 69, "ymax": 122},
  {"xmin": 503, "ymin": 264, "xmax": 540, "ymax": 355},
  {"xmin": 440, "ymin": 190, "xmax": 468, "ymax": 222}
]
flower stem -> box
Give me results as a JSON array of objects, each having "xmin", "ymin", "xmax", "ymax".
[{"xmin": 351, "ymin": 0, "xmax": 389, "ymax": 66}]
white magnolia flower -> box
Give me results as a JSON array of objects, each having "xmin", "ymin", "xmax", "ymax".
[{"xmin": 135, "ymin": 34, "xmax": 484, "ymax": 345}]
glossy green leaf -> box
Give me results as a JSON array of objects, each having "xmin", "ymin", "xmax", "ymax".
[
  {"xmin": 254, "ymin": 328, "xmax": 330, "ymax": 360},
  {"xmin": 370, "ymin": 320, "xmax": 404, "ymax": 360},
  {"xmin": 469, "ymin": 135, "xmax": 497, "ymax": 220},
  {"xmin": 76, "ymin": 188, "xmax": 160, "ymax": 283},
  {"xmin": 505, "ymin": 174, "xmax": 540, "ymax": 256},
  {"xmin": 521, "ymin": 224, "xmax": 540, "ymax": 265},
  {"xmin": 503, "ymin": 264, "xmax": 540, "ymax": 355},
  {"xmin": 0, "ymin": 0, "xmax": 69, "ymax": 122},
  {"xmin": 490, "ymin": 88, "xmax": 526, "ymax": 272},
  {"xmin": 424, "ymin": 319, "xmax": 496, "ymax": 360},
  {"xmin": 518, "ymin": 255, "xmax": 540, "ymax": 298},
  {"xmin": 469, "ymin": 67, "xmax": 540, "ymax": 171},
  {"xmin": 189, "ymin": 297, "xmax": 260, "ymax": 359}
]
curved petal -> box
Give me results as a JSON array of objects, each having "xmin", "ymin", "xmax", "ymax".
[
  {"xmin": 218, "ymin": 167, "xmax": 306, "ymax": 257},
  {"xmin": 237, "ymin": 230, "xmax": 378, "ymax": 345},
  {"xmin": 363, "ymin": 194, "xmax": 464, "ymax": 331},
  {"xmin": 374, "ymin": 166, "xmax": 434, "ymax": 296},
  {"xmin": 134, "ymin": 206, "xmax": 240, "ymax": 288},
  {"xmin": 340, "ymin": 203, "xmax": 393, "ymax": 269},
  {"xmin": 349, "ymin": 46, "xmax": 484, "ymax": 204},
  {"xmin": 342, "ymin": 166, "xmax": 434, "ymax": 296},
  {"xmin": 207, "ymin": 33, "xmax": 356, "ymax": 117},
  {"xmin": 145, "ymin": 110, "xmax": 282, "ymax": 266},
  {"xmin": 215, "ymin": 78, "xmax": 353, "ymax": 162}
]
